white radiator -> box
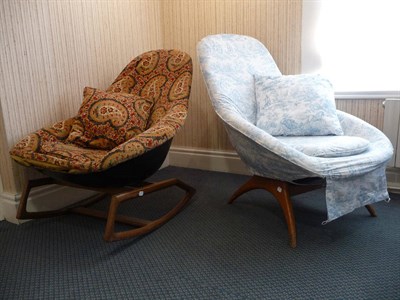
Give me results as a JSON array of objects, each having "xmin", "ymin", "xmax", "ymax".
[{"xmin": 383, "ymin": 98, "xmax": 400, "ymax": 168}]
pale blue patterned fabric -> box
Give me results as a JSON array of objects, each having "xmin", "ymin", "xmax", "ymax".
[
  {"xmin": 255, "ymin": 74, "xmax": 344, "ymax": 136},
  {"xmin": 197, "ymin": 34, "xmax": 393, "ymax": 223},
  {"xmin": 197, "ymin": 34, "xmax": 281, "ymax": 124},
  {"xmin": 276, "ymin": 136, "xmax": 370, "ymax": 158}
]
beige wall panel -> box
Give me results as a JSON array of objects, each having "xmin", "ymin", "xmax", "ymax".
[
  {"xmin": 0, "ymin": 103, "xmax": 14, "ymax": 193},
  {"xmin": 0, "ymin": 0, "xmax": 385, "ymax": 195},
  {"xmin": 161, "ymin": 0, "xmax": 303, "ymax": 151},
  {"xmin": 336, "ymin": 99, "xmax": 385, "ymax": 130},
  {"xmin": 0, "ymin": 0, "xmax": 163, "ymax": 193}
]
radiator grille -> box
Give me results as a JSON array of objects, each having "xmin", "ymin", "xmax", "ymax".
[{"xmin": 383, "ymin": 98, "xmax": 400, "ymax": 168}]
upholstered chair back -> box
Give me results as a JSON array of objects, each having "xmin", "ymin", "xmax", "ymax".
[
  {"xmin": 197, "ymin": 34, "xmax": 281, "ymax": 124},
  {"xmin": 10, "ymin": 49, "xmax": 193, "ymax": 174},
  {"xmin": 107, "ymin": 49, "xmax": 192, "ymax": 128}
]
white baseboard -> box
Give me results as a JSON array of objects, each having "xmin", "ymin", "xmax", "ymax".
[
  {"xmin": 2, "ymin": 148, "xmax": 397, "ymax": 224},
  {"xmin": 0, "ymin": 154, "xmax": 169, "ymax": 224},
  {"xmin": 386, "ymin": 168, "xmax": 400, "ymax": 193},
  {"xmin": 0, "ymin": 184, "xmax": 97, "ymax": 224},
  {"xmin": 0, "ymin": 192, "xmax": 18, "ymax": 223},
  {"xmin": 169, "ymin": 147, "xmax": 250, "ymax": 175},
  {"xmin": 169, "ymin": 147, "xmax": 400, "ymax": 193},
  {"xmin": 160, "ymin": 154, "xmax": 170, "ymax": 169}
]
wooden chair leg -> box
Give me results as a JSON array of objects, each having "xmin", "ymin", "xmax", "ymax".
[
  {"xmin": 103, "ymin": 178, "xmax": 195, "ymax": 241},
  {"xmin": 365, "ymin": 204, "xmax": 377, "ymax": 217},
  {"xmin": 17, "ymin": 177, "xmax": 107, "ymax": 220},
  {"xmin": 229, "ymin": 176, "xmax": 324, "ymax": 248},
  {"xmin": 229, "ymin": 176, "xmax": 264, "ymax": 204},
  {"xmin": 17, "ymin": 177, "xmax": 58, "ymax": 219},
  {"xmin": 270, "ymin": 181, "xmax": 297, "ymax": 248},
  {"xmin": 17, "ymin": 176, "xmax": 195, "ymax": 242}
]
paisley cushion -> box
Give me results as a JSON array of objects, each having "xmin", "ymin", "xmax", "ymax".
[
  {"xmin": 255, "ymin": 74, "xmax": 343, "ymax": 136},
  {"xmin": 67, "ymin": 87, "xmax": 153, "ymax": 150},
  {"xmin": 276, "ymin": 136, "xmax": 370, "ymax": 158}
]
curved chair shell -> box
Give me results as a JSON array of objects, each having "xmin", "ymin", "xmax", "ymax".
[
  {"xmin": 219, "ymin": 101, "xmax": 392, "ymax": 181},
  {"xmin": 10, "ymin": 49, "xmax": 192, "ymax": 175},
  {"xmin": 41, "ymin": 140, "xmax": 172, "ymax": 188},
  {"xmin": 198, "ymin": 34, "xmax": 393, "ymax": 247},
  {"xmin": 9, "ymin": 49, "xmax": 195, "ymax": 241}
]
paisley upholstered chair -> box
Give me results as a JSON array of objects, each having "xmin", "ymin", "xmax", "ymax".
[
  {"xmin": 198, "ymin": 34, "xmax": 393, "ymax": 247},
  {"xmin": 10, "ymin": 49, "xmax": 195, "ymax": 241}
]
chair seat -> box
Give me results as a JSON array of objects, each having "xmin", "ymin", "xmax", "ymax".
[
  {"xmin": 11, "ymin": 133, "xmax": 107, "ymax": 172},
  {"xmin": 276, "ymin": 135, "xmax": 370, "ymax": 158}
]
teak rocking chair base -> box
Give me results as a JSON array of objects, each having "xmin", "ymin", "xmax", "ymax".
[
  {"xmin": 17, "ymin": 177, "xmax": 195, "ymax": 241},
  {"xmin": 229, "ymin": 175, "xmax": 377, "ymax": 248}
]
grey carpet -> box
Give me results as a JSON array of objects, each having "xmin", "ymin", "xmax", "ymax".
[{"xmin": 1, "ymin": 166, "xmax": 399, "ymax": 299}]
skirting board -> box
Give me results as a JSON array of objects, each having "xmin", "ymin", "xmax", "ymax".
[
  {"xmin": 0, "ymin": 158, "xmax": 170, "ymax": 224},
  {"xmin": 169, "ymin": 147, "xmax": 400, "ymax": 192},
  {"xmin": 169, "ymin": 147, "xmax": 251, "ymax": 175},
  {"xmin": 2, "ymin": 148, "xmax": 398, "ymax": 223},
  {"xmin": 386, "ymin": 168, "xmax": 400, "ymax": 193},
  {"xmin": 0, "ymin": 184, "xmax": 97, "ymax": 224}
]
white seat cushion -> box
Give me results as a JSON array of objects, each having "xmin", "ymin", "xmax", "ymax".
[{"xmin": 276, "ymin": 136, "xmax": 370, "ymax": 158}]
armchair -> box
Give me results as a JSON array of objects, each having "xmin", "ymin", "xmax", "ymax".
[
  {"xmin": 10, "ymin": 49, "xmax": 195, "ymax": 241},
  {"xmin": 197, "ymin": 34, "xmax": 393, "ymax": 247}
]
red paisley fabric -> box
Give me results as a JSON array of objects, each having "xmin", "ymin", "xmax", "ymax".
[
  {"xmin": 10, "ymin": 50, "xmax": 192, "ymax": 173},
  {"xmin": 66, "ymin": 87, "xmax": 153, "ymax": 150}
]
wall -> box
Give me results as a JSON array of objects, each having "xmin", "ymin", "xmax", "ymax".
[
  {"xmin": 0, "ymin": 0, "xmax": 163, "ymax": 194},
  {"xmin": 160, "ymin": 0, "xmax": 385, "ymax": 172},
  {"xmin": 162, "ymin": 0, "xmax": 303, "ymax": 151},
  {"xmin": 336, "ymin": 99, "xmax": 384, "ymax": 130},
  {"xmin": 0, "ymin": 0, "xmax": 386, "ymax": 220},
  {"xmin": 0, "ymin": 0, "xmax": 303, "ymax": 194}
]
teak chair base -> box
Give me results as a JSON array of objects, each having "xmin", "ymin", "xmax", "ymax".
[
  {"xmin": 17, "ymin": 177, "xmax": 195, "ymax": 242},
  {"xmin": 229, "ymin": 175, "xmax": 377, "ymax": 248}
]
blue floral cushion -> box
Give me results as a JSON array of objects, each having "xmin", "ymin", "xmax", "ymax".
[
  {"xmin": 276, "ymin": 136, "xmax": 370, "ymax": 158},
  {"xmin": 255, "ymin": 74, "xmax": 344, "ymax": 136}
]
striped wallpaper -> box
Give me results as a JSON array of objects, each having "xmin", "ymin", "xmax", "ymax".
[
  {"xmin": 336, "ymin": 99, "xmax": 384, "ymax": 130},
  {"xmin": 0, "ymin": 0, "xmax": 163, "ymax": 192},
  {"xmin": 162, "ymin": 0, "xmax": 303, "ymax": 150},
  {"xmin": 0, "ymin": 0, "xmax": 385, "ymax": 194}
]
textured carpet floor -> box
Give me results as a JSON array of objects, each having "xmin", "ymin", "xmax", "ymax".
[{"xmin": 1, "ymin": 166, "xmax": 399, "ymax": 299}]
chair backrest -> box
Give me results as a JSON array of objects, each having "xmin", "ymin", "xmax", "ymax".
[
  {"xmin": 107, "ymin": 49, "xmax": 193, "ymax": 128},
  {"xmin": 197, "ymin": 34, "xmax": 281, "ymax": 124}
]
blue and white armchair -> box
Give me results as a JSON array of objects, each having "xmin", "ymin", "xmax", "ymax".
[{"xmin": 197, "ymin": 34, "xmax": 393, "ymax": 247}]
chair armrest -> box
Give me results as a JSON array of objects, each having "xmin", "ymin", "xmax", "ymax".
[
  {"xmin": 213, "ymin": 96, "xmax": 393, "ymax": 180},
  {"xmin": 40, "ymin": 117, "xmax": 77, "ymax": 140}
]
